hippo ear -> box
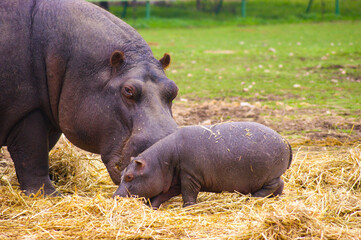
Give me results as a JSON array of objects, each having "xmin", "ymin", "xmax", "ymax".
[
  {"xmin": 159, "ymin": 53, "xmax": 171, "ymax": 69},
  {"xmin": 134, "ymin": 159, "xmax": 146, "ymax": 169},
  {"xmin": 110, "ymin": 50, "xmax": 125, "ymax": 67}
]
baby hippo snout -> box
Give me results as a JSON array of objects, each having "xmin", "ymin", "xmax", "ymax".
[{"xmin": 113, "ymin": 184, "xmax": 130, "ymax": 198}]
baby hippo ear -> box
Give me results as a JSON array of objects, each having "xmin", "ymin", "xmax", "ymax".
[
  {"xmin": 134, "ymin": 159, "xmax": 146, "ymax": 169},
  {"xmin": 159, "ymin": 53, "xmax": 171, "ymax": 69},
  {"xmin": 110, "ymin": 50, "xmax": 125, "ymax": 67}
]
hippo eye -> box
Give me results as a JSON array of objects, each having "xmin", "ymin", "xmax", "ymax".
[
  {"xmin": 123, "ymin": 86, "xmax": 134, "ymax": 98},
  {"xmin": 125, "ymin": 173, "xmax": 134, "ymax": 182}
]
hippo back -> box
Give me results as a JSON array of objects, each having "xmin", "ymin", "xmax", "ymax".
[{"xmin": 176, "ymin": 122, "xmax": 292, "ymax": 194}]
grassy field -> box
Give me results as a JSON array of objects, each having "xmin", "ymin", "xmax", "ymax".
[
  {"xmin": 1, "ymin": 21, "xmax": 361, "ymax": 238},
  {"xmin": 141, "ymin": 21, "xmax": 361, "ymax": 113}
]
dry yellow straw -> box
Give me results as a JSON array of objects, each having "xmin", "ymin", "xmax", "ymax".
[{"xmin": 1, "ymin": 140, "xmax": 360, "ymax": 239}]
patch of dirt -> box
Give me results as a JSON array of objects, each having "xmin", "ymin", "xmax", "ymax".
[
  {"xmin": 172, "ymin": 98, "xmax": 361, "ymax": 146},
  {"xmin": 303, "ymin": 64, "xmax": 361, "ymax": 83},
  {"xmin": 304, "ymin": 64, "xmax": 361, "ymax": 70},
  {"xmin": 321, "ymin": 64, "xmax": 361, "ymax": 70}
]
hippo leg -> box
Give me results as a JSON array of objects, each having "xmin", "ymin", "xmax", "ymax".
[
  {"xmin": 6, "ymin": 110, "xmax": 57, "ymax": 196},
  {"xmin": 251, "ymin": 177, "xmax": 284, "ymax": 198},
  {"xmin": 149, "ymin": 184, "xmax": 181, "ymax": 209},
  {"xmin": 180, "ymin": 176, "xmax": 201, "ymax": 207},
  {"xmin": 48, "ymin": 129, "xmax": 61, "ymax": 151},
  {"xmin": 271, "ymin": 180, "xmax": 285, "ymax": 196}
]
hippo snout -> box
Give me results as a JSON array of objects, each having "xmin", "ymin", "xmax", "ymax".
[
  {"xmin": 113, "ymin": 185, "xmax": 130, "ymax": 198},
  {"xmin": 102, "ymin": 110, "xmax": 178, "ymax": 186}
]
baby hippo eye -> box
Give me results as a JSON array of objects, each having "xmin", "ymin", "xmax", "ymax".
[
  {"xmin": 124, "ymin": 173, "xmax": 134, "ymax": 182},
  {"xmin": 123, "ymin": 86, "xmax": 134, "ymax": 98}
]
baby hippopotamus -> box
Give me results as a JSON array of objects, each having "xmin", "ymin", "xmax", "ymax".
[{"xmin": 113, "ymin": 122, "xmax": 292, "ymax": 208}]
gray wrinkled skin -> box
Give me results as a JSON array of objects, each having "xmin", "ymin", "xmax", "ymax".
[
  {"xmin": 114, "ymin": 122, "xmax": 292, "ymax": 208},
  {"xmin": 0, "ymin": 0, "xmax": 178, "ymax": 195}
]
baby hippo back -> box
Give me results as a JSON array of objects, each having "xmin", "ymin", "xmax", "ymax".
[{"xmin": 177, "ymin": 122, "xmax": 291, "ymax": 194}]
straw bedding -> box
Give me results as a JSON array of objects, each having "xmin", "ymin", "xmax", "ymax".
[{"xmin": 1, "ymin": 138, "xmax": 360, "ymax": 239}]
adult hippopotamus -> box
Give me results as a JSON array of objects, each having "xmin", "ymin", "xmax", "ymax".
[
  {"xmin": 114, "ymin": 122, "xmax": 292, "ymax": 208},
  {"xmin": 0, "ymin": 0, "xmax": 178, "ymax": 195}
]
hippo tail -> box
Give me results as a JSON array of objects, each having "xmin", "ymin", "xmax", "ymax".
[{"xmin": 287, "ymin": 141, "xmax": 293, "ymax": 169}]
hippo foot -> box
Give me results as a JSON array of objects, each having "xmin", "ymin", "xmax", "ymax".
[
  {"xmin": 146, "ymin": 200, "xmax": 160, "ymax": 210},
  {"xmin": 182, "ymin": 202, "xmax": 196, "ymax": 207},
  {"xmin": 24, "ymin": 188, "xmax": 60, "ymax": 197},
  {"xmin": 271, "ymin": 180, "xmax": 284, "ymax": 197},
  {"xmin": 251, "ymin": 177, "xmax": 284, "ymax": 198},
  {"xmin": 25, "ymin": 189, "xmax": 60, "ymax": 198},
  {"xmin": 22, "ymin": 182, "xmax": 60, "ymax": 197}
]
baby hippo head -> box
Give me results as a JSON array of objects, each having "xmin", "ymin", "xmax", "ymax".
[{"xmin": 113, "ymin": 157, "xmax": 164, "ymax": 200}]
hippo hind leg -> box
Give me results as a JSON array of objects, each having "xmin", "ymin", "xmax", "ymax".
[
  {"xmin": 251, "ymin": 177, "xmax": 284, "ymax": 198},
  {"xmin": 6, "ymin": 110, "xmax": 58, "ymax": 196}
]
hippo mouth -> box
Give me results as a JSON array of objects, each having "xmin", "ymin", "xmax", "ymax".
[
  {"xmin": 102, "ymin": 133, "xmax": 146, "ymax": 185},
  {"xmin": 111, "ymin": 140, "xmax": 152, "ymax": 184},
  {"xmin": 102, "ymin": 150, "xmax": 129, "ymax": 185},
  {"xmin": 112, "ymin": 183, "xmax": 170, "ymax": 209},
  {"xmin": 105, "ymin": 126, "xmax": 177, "ymax": 185},
  {"xmin": 113, "ymin": 186, "xmax": 155, "ymax": 206}
]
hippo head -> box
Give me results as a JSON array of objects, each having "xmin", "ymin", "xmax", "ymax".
[
  {"xmin": 113, "ymin": 157, "xmax": 164, "ymax": 200},
  {"xmin": 57, "ymin": 48, "xmax": 178, "ymax": 185}
]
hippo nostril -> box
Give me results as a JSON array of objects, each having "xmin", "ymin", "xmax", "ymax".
[{"xmin": 113, "ymin": 185, "xmax": 131, "ymax": 198}]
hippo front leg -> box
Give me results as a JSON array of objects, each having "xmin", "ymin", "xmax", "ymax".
[
  {"xmin": 251, "ymin": 177, "xmax": 284, "ymax": 198},
  {"xmin": 180, "ymin": 175, "xmax": 201, "ymax": 207},
  {"xmin": 149, "ymin": 185, "xmax": 181, "ymax": 209},
  {"xmin": 48, "ymin": 128, "xmax": 62, "ymax": 151},
  {"xmin": 6, "ymin": 110, "xmax": 58, "ymax": 196}
]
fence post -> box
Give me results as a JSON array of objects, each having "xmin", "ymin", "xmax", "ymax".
[
  {"xmin": 241, "ymin": 0, "xmax": 246, "ymax": 18},
  {"xmin": 306, "ymin": 0, "xmax": 313, "ymax": 13},
  {"xmin": 335, "ymin": 0, "xmax": 340, "ymax": 15},
  {"xmin": 146, "ymin": 0, "xmax": 150, "ymax": 20}
]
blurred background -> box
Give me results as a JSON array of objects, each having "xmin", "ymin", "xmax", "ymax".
[{"xmin": 88, "ymin": 0, "xmax": 361, "ymax": 28}]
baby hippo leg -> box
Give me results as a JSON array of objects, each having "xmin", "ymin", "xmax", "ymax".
[
  {"xmin": 251, "ymin": 177, "xmax": 284, "ymax": 198},
  {"xmin": 149, "ymin": 185, "xmax": 181, "ymax": 209},
  {"xmin": 181, "ymin": 176, "xmax": 201, "ymax": 207}
]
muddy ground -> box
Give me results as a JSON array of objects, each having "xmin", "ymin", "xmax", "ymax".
[{"xmin": 172, "ymin": 98, "xmax": 361, "ymax": 146}]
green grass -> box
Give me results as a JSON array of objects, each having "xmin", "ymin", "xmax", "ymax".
[
  {"xmin": 137, "ymin": 21, "xmax": 361, "ymax": 114},
  {"xmin": 108, "ymin": 0, "xmax": 361, "ymax": 28}
]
